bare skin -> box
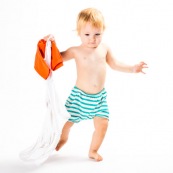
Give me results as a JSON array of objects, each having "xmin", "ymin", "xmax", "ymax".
[
  {"xmin": 55, "ymin": 121, "xmax": 74, "ymax": 151},
  {"xmin": 55, "ymin": 117, "xmax": 108, "ymax": 162},
  {"xmin": 88, "ymin": 117, "xmax": 108, "ymax": 161},
  {"xmin": 45, "ymin": 22, "xmax": 148, "ymax": 161}
]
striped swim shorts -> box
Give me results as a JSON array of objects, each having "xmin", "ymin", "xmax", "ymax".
[{"xmin": 65, "ymin": 86, "xmax": 109, "ymax": 123}]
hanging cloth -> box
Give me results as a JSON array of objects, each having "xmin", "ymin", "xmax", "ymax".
[
  {"xmin": 19, "ymin": 38, "xmax": 70, "ymax": 165},
  {"xmin": 34, "ymin": 39, "xmax": 63, "ymax": 79}
]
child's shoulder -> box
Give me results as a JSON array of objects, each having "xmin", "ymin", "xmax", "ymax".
[
  {"xmin": 66, "ymin": 45, "xmax": 85, "ymax": 55},
  {"xmin": 99, "ymin": 43, "xmax": 110, "ymax": 53},
  {"xmin": 100, "ymin": 43, "xmax": 112, "ymax": 53},
  {"xmin": 64, "ymin": 46, "xmax": 82, "ymax": 58},
  {"xmin": 66, "ymin": 46, "xmax": 80, "ymax": 52}
]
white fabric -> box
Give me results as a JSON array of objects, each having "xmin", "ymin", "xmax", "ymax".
[{"xmin": 19, "ymin": 39, "xmax": 70, "ymax": 165}]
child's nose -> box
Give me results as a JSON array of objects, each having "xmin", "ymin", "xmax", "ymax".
[{"xmin": 90, "ymin": 35, "xmax": 96, "ymax": 41}]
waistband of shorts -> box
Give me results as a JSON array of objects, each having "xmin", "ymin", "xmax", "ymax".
[{"xmin": 73, "ymin": 86, "xmax": 106, "ymax": 97}]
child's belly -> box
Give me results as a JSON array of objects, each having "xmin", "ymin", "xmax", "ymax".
[{"xmin": 75, "ymin": 73, "xmax": 106, "ymax": 94}]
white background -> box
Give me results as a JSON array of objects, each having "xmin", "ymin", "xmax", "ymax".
[{"xmin": 0, "ymin": 0, "xmax": 173, "ymax": 172}]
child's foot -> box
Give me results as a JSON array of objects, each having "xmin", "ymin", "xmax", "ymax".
[
  {"xmin": 55, "ymin": 140, "xmax": 66, "ymax": 151},
  {"xmin": 55, "ymin": 145, "xmax": 59, "ymax": 151},
  {"xmin": 89, "ymin": 151, "xmax": 103, "ymax": 161}
]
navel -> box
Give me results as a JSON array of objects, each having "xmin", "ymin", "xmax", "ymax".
[{"xmin": 93, "ymin": 84, "xmax": 97, "ymax": 88}]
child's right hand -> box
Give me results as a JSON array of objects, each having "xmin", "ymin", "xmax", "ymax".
[{"xmin": 43, "ymin": 34, "xmax": 55, "ymax": 41}]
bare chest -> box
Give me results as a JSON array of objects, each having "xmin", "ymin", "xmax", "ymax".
[{"xmin": 75, "ymin": 51, "xmax": 107, "ymax": 69}]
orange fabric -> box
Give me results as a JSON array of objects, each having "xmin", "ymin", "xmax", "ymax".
[{"xmin": 34, "ymin": 39, "xmax": 63, "ymax": 79}]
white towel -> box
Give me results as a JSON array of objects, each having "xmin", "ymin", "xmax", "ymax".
[{"xmin": 19, "ymin": 39, "xmax": 70, "ymax": 165}]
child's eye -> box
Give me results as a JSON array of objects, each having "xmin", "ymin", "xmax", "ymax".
[
  {"xmin": 85, "ymin": 34, "xmax": 89, "ymax": 36},
  {"xmin": 95, "ymin": 33, "xmax": 101, "ymax": 36}
]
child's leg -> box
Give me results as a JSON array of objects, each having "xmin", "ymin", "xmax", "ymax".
[
  {"xmin": 55, "ymin": 121, "xmax": 74, "ymax": 151},
  {"xmin": 89, "ymin": 117, "xmax": 108, "ymax": 161}
]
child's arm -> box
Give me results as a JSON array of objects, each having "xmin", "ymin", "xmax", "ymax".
[
  {"xmin": 106, "ymin": 46, "xmax": 148, "ymax": 74},
  {"xmin": 60, "ymin": 48, "xmax": 75, "ymax": 62}
]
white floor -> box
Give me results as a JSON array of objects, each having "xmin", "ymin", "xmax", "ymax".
[{"xmin": 1, "ymin": 114, "xmax": 173, "ymax": 173}]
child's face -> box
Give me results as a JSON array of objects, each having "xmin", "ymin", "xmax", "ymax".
[{"xmin": 79, "ymin": 22, "xmax": 103, "ymax": 48}]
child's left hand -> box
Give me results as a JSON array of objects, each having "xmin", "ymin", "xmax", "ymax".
[{"xmin": 133, "ymin": 62, "xmax": 148, "ymax": 74}]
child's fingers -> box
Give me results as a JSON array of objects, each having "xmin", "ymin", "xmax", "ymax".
[
  {"xmin": 141, "ymin": 70, "xmax": 146, "ymax": 74},
  {"xmin": 48, "ymin": 34, "xmax": 55, "ymax": 41},
  {"xmin": 140, "ymin": 61, "xmax": 147, "ymax": 65},
  {"xmin": 43, "ymin": 34, "xmax": 55, "ymax": 41},
  {"xmin": 139, "ymin": 62, "xmax": 148, "ymax": 69}
]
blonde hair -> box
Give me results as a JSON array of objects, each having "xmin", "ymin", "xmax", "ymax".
[{"xmin": 76, "ymin": 8, "xmax": 105, "ymax": 34}]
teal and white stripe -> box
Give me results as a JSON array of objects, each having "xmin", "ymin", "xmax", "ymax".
[{"xmin": 65, "ymin": 86, "xmax": 109, "ymax": 123}]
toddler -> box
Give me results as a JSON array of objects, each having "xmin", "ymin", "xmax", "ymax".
[{"xmin": 44, "ymin": 8, "xmax": 148, "ymax": 161}]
